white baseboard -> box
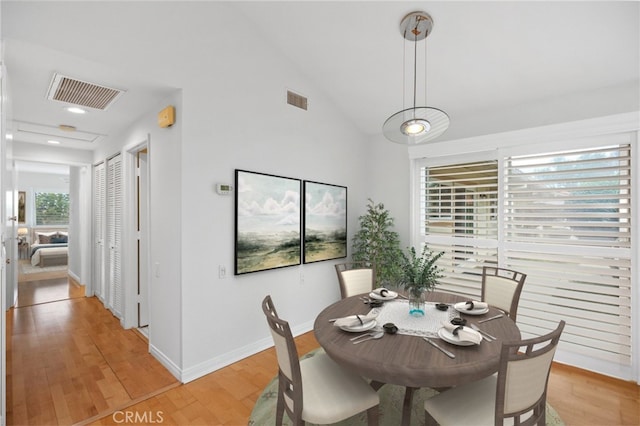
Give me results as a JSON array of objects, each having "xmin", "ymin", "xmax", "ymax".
[
  {"xmin": 68, "ymin": 270, "xmax": 81, "ymax": 284},
  {"xmin": 181, "ymin": 320, "xmax": 314, "ymax": 383},
  {"xmin": 149, "ymin": 343, "xmax": 183, "ymax": 383}
]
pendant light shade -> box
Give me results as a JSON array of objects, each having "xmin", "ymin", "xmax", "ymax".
[{"xmin": 383, "ymin": 11, "xmax": 450, "ymax": 145}]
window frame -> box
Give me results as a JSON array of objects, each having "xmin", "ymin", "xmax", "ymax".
[{"xmin": 409, "ymin": 113, "xmax": 639, "ymax": 383}]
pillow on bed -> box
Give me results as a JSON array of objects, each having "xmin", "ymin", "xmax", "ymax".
[
  {"xmin": 37, "ymin": 233, "xmax": 52, "ymax": 244},
  {"xmin": 36, "ymin": 231, "xmax": 68, "ymax": 244},
  {"xmin": 51, "ymin": 235, "xmax": 68, "ymax": 244}
]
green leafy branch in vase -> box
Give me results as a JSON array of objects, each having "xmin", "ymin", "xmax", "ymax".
[{"xmin": 399, "ymin": 245, "xmax": 445, "ymax": 298}]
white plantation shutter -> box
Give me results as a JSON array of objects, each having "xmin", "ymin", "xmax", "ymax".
[
  {"xmin": 416, "ymin": 140, "xmax": 633, "ymax": 375},
  {"xmin": 418, "ymin": 161, "xmax": 499, "ymax": 298},
  {"xmin": 504, "ymin": 144, "xmax": 631, "ymax": 365}
]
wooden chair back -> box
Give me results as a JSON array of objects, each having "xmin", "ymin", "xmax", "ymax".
[
  {"xmin": 495, "ymin": 320, "xmax": 565, "ymax": 426},
  {"xmin": 335, "ymin": 262, "xmax": 375, "ymax": 299},
  {"xmin": 482, "ymin": 266, "xmax": 527, "ymax": 320},
  {"xmin": 262, "ymin": 295, "xmax": 303, "ymax": 425}
]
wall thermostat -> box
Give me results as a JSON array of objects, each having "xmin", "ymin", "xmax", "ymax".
[{"xmin": 216, "ymin": 183, "xmax": 233, "ymax": 195}]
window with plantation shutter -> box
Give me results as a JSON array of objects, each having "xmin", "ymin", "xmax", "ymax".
[
  {"xmin": 504, "ymin": 144, "xmax": 631, "ymax": 366},
  {"xmin": 418, "ymin": 160, "xmax": 499, "ymax": 299},
  {"xmin": 415, "ymin": 139, "xmax": 634, "ymax": 377}
]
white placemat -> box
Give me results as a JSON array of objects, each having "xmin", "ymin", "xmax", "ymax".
[{"xmin": 371, "ymin": 300, "xmax": 456, "ymax": 337}]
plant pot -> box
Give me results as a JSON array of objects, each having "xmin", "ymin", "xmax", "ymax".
[{"xmin": 408, "ymin": 291, "xmax": 425, "ymax": 317}]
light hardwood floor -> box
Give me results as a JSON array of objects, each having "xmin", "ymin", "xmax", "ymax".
[
  {"xmin": 7, "ymin": 277, "xmax": 639, "ymax": 425},
  {"xmin": 7, "ymin": 275, "xmax": 179, "ymax": 425}
]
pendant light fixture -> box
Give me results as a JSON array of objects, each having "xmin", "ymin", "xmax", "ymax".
[{"xmin": 383, "ymin": 11, "xmax": 450, "ymax": 144}]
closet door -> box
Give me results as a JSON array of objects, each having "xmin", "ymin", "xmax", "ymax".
[
  {"xmin": 93, "ymin": 162, "xmax": 106, "ymax": 302},
  {"xmin": 106, "ymin": 154, "xmax": 123, "ymax": 317}
]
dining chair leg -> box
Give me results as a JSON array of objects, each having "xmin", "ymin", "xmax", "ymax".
[
  {"xmin": 538, "ymin": 404, "xmax": 546, "ymax": 425},
  {"xmin": 366, "ymin": 406, "xmax": 379, "ymax": 426},
  {"xmin": 275, "ymin": 391, "xmax": 285, "ymax": 426}
]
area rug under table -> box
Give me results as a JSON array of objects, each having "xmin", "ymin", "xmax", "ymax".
[{"xmin": 249, "ymin": 349, "xmax": 565, "ymax": 426}]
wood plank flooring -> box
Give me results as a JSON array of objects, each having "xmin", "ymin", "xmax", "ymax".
[
  {"xmin": 7, "ymin": 277, "xmax": 639, "ymax": 425},
  {"xmin": 7, "ymin": 277, "xmax": 179, "ymax": 425},
  {"xmin": 17, "ymin": 276, "xmax": 84, "ymax": 307}
]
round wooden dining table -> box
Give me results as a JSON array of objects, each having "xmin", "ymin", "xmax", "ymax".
[{"xmin": 313, "ymin": 291, "xmax": 521, "ymax": 425}]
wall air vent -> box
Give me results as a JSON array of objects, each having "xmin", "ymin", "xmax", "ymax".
[
  {"xmin": 287, "ymin": 90, "xmax": 308, "ymax": 111},
  {"xmin": 46, "ymin": 73, "xmax": 125, "ymax": 110}
]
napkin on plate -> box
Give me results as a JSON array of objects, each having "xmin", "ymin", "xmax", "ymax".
[
  {"xmin": 334, "ymin": 311, "xmax": 378, "ymax": 328},
  {"xmin": 372, "ymin": 287, "xmax": 392, "ymax": 298},
  {"xmin": 463, "ymin": 300, "xmax": 488, "ymax": 310},
  {"xmin": 441, "ymin": 322, "xmax": 483, "ymax": 345}
]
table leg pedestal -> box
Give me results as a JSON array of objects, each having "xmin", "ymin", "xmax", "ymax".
[{"xmin": 401, "ymin": 386, "xmax": 417, "ymax": 426}]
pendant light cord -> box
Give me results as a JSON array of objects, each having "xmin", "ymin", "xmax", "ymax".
[{"xmin": 412, "ymin": 26, "xmax": 418, "ymax": 112}]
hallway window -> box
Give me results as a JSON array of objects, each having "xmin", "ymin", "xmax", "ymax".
[{"xmin": 35, "ymin": 192, "xmax": 70, "ymax": 225}]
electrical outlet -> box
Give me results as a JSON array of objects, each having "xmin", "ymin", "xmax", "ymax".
[{"xmin": 219, "ymin": 265, "xmax": 226, "ymax": 279}]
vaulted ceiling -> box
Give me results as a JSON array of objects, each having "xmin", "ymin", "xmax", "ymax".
[{"xmin": 2, "ymin": 1, "xmax": 638, "ymax": 151}]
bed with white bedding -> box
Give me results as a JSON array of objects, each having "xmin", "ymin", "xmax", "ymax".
[{"xmin": 30, "ymin": 229, "xmax": 69, "ymax": 267}]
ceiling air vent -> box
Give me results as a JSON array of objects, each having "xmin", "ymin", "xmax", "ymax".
[
  {"xmin": 46, "ymin": 73, "xmax": 125, "ymax": 110},
  {"xmin": 287, "ymin": 90, "xmax": 307, "ymax": 111}
]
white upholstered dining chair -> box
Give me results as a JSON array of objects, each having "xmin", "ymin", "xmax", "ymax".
[
  {"xmin": 261, "ymin": 295, "xmax": 379, "ymax": 426},
  {"xmin": 334, "ymin": 262, "xmax": 375, "ymax": 299},
  {"xmin": 424, "ymin": 320, "xmax": 565, "ymax": 426},
  {"xmin": 482, "ymin": 266, "xmax": 527, "ymax": 321}
]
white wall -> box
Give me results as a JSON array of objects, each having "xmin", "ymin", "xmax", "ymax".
[
  {"xmin": 17, "ymin": 170, "xmax": 68, "ymax": 194},
  {"xmin": 13, "ymin": 143, "xmax": 93, "ymax": 166},
  {"xmin": 84, "ymin": 3, "xmax": 373, "ymax": 381},
  {"xmin": 438, "ymin": 81, "xmax": 640, "ymax": 142},
  {"xmin": 93, "ymin": 90, "xmax": 184, "ymax": 375},
  {"xmin": 68, "ymin": 165, "xmax": 91, "ymax": 286}
]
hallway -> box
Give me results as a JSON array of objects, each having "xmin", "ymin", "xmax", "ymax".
[{"xmin": 6, "ymin": 276, "xmax": 179, "ymax": 425}]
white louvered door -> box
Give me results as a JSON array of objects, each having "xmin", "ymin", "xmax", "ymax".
[
  {"xmin": 93, "ymin": 162, "xmax": 106, "ymax": 301},
  {"xmin": 107, "ymin": 154, "xmax": 123, "ymax": 318}
]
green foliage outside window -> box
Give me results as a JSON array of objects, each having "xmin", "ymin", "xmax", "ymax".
[{"xmin": 35, "ymin": 192, "xmax": 70, "ymax": 225}]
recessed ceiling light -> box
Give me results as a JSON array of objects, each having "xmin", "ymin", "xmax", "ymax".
[
  {"xmin": 6, "ymin": 133, "xmax": 13, "ymax": 140},
  {"xmin": 65, "ymin": 107, "xmax": 86, "ymax": 114},
  {"xmin": 47, "ymin": 140, "xmax": 61, "ymax": 145}
]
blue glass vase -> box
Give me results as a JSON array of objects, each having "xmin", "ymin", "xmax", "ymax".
[{"xmin": 408, "ymin": 290, "xmax": 425, "ymax": 316}]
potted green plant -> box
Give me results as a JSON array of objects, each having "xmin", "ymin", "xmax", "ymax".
[
  {"xmin": 351, "ymin": 199, "xmax": 403, "ymax": 287},
  {"xmin": 398, "ymin": 245, "xmax": 444, "ymax": 316}
]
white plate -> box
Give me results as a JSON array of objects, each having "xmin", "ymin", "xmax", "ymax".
[
  {"xmin": 369, "ymin": 290, "xmax": 398, "ymax": 300},
  {"xmin": 339, "ymin": 319, "xmax": 377, "ymax": 332},
  {"xmin": 454, "ymin": 302, "xmax": 490, "ymax": 315},
  {"xmin": 438, "ymin": 327, "xmax": 482, "ymax": 346}
]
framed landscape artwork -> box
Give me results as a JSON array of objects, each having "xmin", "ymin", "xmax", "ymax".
[
  {"xmin": 18, "ymin": 191, "xmax": 26, "ymax": 223},
  {"xmin": 303, "ymin": 181, "xmax": 347, "ymax": 263},
  {"xmin": 235, "ymin": 169, "xmax": 302, "ymax": 275}
]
